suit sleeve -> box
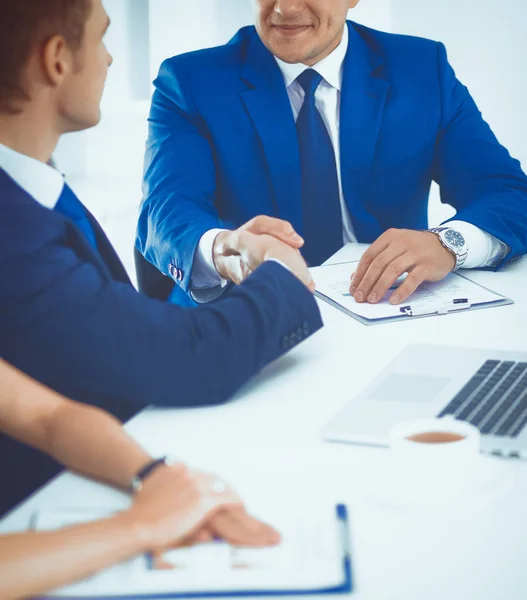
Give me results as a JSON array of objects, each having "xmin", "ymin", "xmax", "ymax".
[
  {"xmin": 1, "ymin": 214, "xmax": 323, "ymax": 415},
  {"xmin": 432, "ymin": 42, "xmax": 527, "ymax": 267},
  {"xmin": 137, "ymin": 58, "xmax": 227, "ymax": 298}
]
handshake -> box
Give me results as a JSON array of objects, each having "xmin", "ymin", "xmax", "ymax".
[{"xmin": 212, "ymin": 216, "xmax": 316, "ymax": 292}]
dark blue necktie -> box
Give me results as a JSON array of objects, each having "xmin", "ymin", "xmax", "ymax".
[
  {"xmin": 54, "ymin": 183, "xmax": 98, "ymax": 250},
  {"xmin": 296, "ymin": 69, "xmax": 343, "ymax": 266}
]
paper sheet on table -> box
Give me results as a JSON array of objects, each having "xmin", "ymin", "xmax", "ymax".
[
  {"xmin": 312, "ymin": 261, "xmax": 505, "ymax": 321},
  {"xmin": 33, "ymin": 504, "xmax": 346, "ymax": 598}
]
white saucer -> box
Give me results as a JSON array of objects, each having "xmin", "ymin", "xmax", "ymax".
[{"xmin": 363, "ymin": 454, "xmax": 516, "ymax": 511}]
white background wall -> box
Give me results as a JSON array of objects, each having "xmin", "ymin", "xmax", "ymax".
[
  {"xmin": 64, "ymin": 0, "xmax": 527, "ymax": 274},
  {"xmin": 392, "ymin": 0, "xmax": 527, "ymax": 170}
]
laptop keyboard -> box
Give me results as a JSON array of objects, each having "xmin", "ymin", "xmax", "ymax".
[{"xmin": 437, "ymin": 360, "xmax": 527, "ymax": 437}]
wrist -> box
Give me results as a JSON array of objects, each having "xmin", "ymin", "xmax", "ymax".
[
  {"xmin": 425, "ymin": 230, "xmax": 457, "ymax": 272},
  {"xmin": 130, "ymin": 456, "xmax": 174, "ymax": 493},
  {"xmin": 112, "ymin": 510, "xmax": 156, "ymax": 554},
  {"xmin": 212, "ymin": 230, "xmax": 232, "ymax": 280},
  {"xmin": 427, "ymin": 227, "xmax": 468, "ymax": 271}
]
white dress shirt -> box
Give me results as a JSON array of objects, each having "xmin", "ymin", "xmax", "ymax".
[
  {"xmin": 191, "ymin": 25, "xmax": 507, "ymax": 299},
  {"xmin": 0, "ymin": 143, "xmax": 64, "ymax": 208}
]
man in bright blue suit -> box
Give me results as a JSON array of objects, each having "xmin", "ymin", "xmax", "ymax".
[
  {"xmin": 0, "ymin": 0, "xmax": 322, "ymax": 511},
  {"xmin": 137, "ymin": 0, "xmax": 527, "ymax": 308}
]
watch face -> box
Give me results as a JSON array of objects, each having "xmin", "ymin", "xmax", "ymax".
[{"xmin": 444, "ymin": 229, "xmax": 465, "ymax": 248}]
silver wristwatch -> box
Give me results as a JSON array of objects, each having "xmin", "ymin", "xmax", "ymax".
[{"xmin": 428, "ymin": 227, "xmax": 468, "ymax": 270}]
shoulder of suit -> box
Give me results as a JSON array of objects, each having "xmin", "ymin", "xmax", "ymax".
[
  {"xmin": 158, "ymin": 25, "xmax": 255, "ymax": 76},
  {"xmin": 0, "ymin": 169, "xmax": 43, "ymax": 209},
  {"xmin": 0, "ymin": 175, "xmax": 60, "ymax": 256}
]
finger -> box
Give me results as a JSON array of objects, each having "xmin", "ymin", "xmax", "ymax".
[
  {"xmin": 353, "ymin": 245, "xmax": 408, "ymax": 303},
  {"xmin": 191, "ymin": 528, "xmax": 215, "ymax": 544},
  {"xmin": 366, "ymin": 255, "xmax": 416, "ymax": 304},
  {"xmin": 209, "ymin": 508, "xmax": 281, "ymax": 547},
  {"xmin": 155, "ymin": 527, "xmax": 212, "ymax": 553},
  {"xmin": 246, "ymin": 216, "xmax": 304, "ymax": 248},
  {"xmin": 389, "ymin": 267, "xmax": 427, "ymax": 304},
  {"xmin": 151, "ymin": 551, "xmax": 175, "ymax": 570},
  {"xmin": 349, "ymin": 235, "xmax": 391, "ymax": 296},
  {"xmin": 193, "ymin": 474, "xmax": 279, "ymax": 546}
]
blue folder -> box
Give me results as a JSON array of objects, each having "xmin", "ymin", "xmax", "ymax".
[{"xmin": 38, "ymin": 504, "xmax": 353, "ymax": 600}]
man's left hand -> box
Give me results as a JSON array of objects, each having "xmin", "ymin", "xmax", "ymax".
[{"xmin": 349, "ymin": 229, "xmax": 456, "ymax": 305}]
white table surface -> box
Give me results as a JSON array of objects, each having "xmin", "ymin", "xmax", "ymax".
[{"xmin": 2, "ymin": 243, "xmax": 527, "ymax": 600}]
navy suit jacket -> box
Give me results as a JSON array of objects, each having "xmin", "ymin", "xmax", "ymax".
[
  {"xmin": 0, "ymin": 168, "xmax": 322, "ymax": 515},
  {"xmin": 137, "ymin": 21, "xmax": 527, "ymax": 303}
]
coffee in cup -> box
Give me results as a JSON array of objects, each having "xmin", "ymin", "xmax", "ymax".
[{"xmin": 405, "ymin": 431, "xmax": 467, "ymax": 444}]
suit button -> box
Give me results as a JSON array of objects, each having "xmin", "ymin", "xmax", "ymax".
[
  {"xmin": 177, "ymin": 269, "xmax": 184, "ymax": 281},
  {"xmin": 303, "ymin": 322, "xmax": 310, "ymax": 336},
  {"xmin": 281, "ymin": 335, "xmax": 290, "ymax": 351}
]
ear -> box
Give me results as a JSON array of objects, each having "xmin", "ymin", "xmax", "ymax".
[{"xmin": 41, "ymin": 35, "xmax": 73, "ymax": 87}]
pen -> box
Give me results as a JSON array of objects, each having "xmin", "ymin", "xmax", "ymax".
[{"xmin": 400, "ymin": 298, "xmax": 473, "ymax": 317}]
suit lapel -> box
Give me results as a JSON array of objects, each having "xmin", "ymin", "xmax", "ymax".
[
  {"xmin": 340, "ymin": 22, "xmax": 390, "ymax": 242},
  {"xmin": 83, "ymin": 208, "xmax": 131, "ymax": 284},
  {"xmin": 0, "ymin": 167, "xmax": 131, "ymax": 285},
  {"xmin": 240, "ymin": 32, "xmax": 304, "ymax": 234}
]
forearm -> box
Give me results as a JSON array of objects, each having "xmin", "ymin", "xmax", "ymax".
[
  {"xmin": 43, "ymin": 403, "xmax": 151, "ymax": 489},
  {"xmin": 0, "ymin": 361, "xmax": 151, "ymax": 489},
  {"xmin": 0, "ymin": 513, "xmax": 146, "ymax": 600}
]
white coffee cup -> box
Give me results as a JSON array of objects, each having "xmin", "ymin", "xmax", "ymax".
[{"xmin": 388, "ymin": 417, "xmax": 481, "ymax": 494}]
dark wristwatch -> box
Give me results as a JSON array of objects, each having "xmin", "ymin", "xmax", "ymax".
[
  {"xmin": 428, "ymin": 227, "xmax": 468, "ymax": 270},
  {"xmin": 130, "ymin": 456, "xmax": 174, "ymax": 493}
]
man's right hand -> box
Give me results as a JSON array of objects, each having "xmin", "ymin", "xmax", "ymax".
[{"xmin": 212, "ymin": 216, "xmax": 315, "ymax": 292}]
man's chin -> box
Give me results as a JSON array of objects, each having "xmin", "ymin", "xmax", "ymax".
[{"xmin": 268, "ymin": 45, "xmax": 313, "ymax": 65}]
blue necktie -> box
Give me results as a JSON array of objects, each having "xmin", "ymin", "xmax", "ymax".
[
  {"xmin": 54, "ymin": 183, "xmax": 98, "ymax": 250},
  {"xmin": 296, "ymin": 69, "xmax": 343, "ymax": 266}
]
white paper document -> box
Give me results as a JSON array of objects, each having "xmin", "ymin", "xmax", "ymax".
[
  {"xmin": 33, "ymin": 504, "xmax": 348, "ymax": 598},
  {"xmin": 312, "ymin": 261, "xmax": 508, "ymax": 322}
]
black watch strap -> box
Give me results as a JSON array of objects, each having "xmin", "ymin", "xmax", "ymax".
[{"xmin": 130, "ymin": 456, "xmax": 171, "ymax": 493}]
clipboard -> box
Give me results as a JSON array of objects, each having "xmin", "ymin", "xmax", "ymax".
[
  {"xmin": 36, "ymin": 505, "xmax": 353, "ymax": 600},
  {"xmin": 312, "ymin": 261, "xmax": 513, "ymax": 326}
]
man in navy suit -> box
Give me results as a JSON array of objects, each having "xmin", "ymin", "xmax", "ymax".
[
  {"xmin": 137, "ymin": 0, "xmax": 527, "ymax": 307},
  {"xmin": 0, "ymin": 0, "xmax": 322, "ymax": 511}
]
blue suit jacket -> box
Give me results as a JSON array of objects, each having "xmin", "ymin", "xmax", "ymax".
[
  {"xmin": 0, "ymin": 169, "xmax": 322, "ymax": 514},
  {"xmin": 137, "ymin": 21, "xmax": 527, "ymax": 303}
]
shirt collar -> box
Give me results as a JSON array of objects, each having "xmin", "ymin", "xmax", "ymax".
[
  {"xmin": 0, "ymin": 143, "xmax": 64, "ymax": 209},
  {"xmin": 274, "ymin": 24, "xmax": 349, "ymax": 91}
]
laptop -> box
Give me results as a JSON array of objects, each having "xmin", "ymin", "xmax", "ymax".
[{"xmin": 322, "ymin": 344, "xmax": 527, "ymax": 458}]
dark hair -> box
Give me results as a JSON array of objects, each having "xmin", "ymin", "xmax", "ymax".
[{"xmin": 0, "ymin": 0, "xmax": 92, "ymax": 111}]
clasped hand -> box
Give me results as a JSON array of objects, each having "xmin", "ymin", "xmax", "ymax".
[
  {"xmin": 121, "ymin": 463, "xmax": 280, "ymax": 569},
  {"xmin": 213, "ymin": 216, "xmax": 315, "ymax": 292},
  {"xmin": 349, "ymin": 229, "xmax": 456, "ymax": 304}
]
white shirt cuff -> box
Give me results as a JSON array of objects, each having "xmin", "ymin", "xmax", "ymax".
[
  {"xmin": 191, "ymin": 228, "xmax": 229, "ymax": 304},
  {"xmin": 446, "ymin": 220, "xmax": 509, "ymax": 269},
  {"xmin": 191, "ymin": 228, "xmax": 229, "ymax": 288}
]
